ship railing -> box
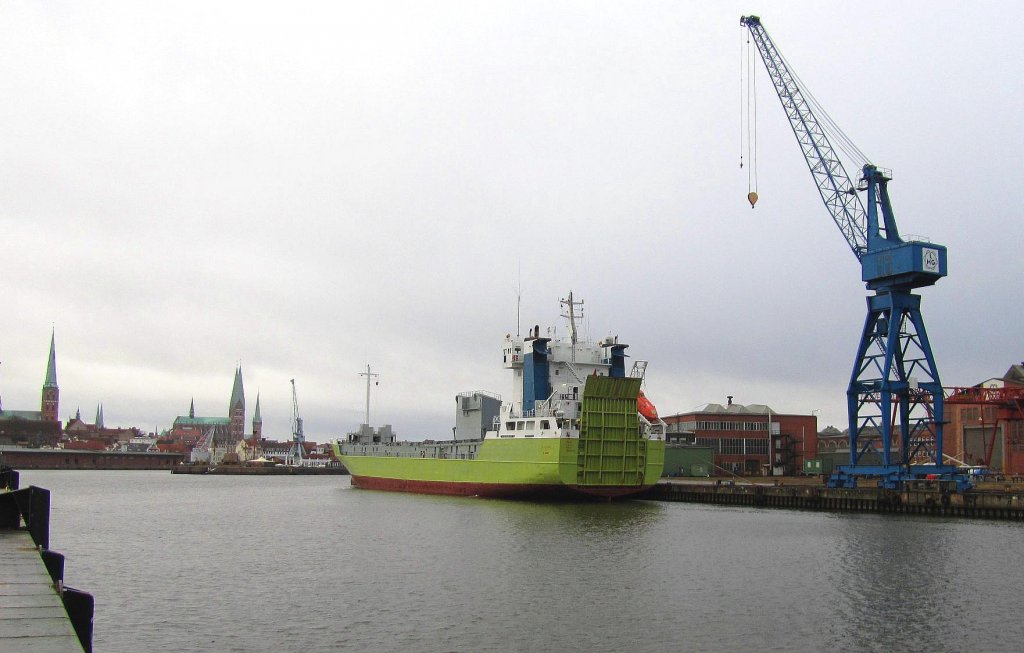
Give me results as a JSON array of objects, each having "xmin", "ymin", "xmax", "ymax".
[
  {"xmin": 506, "ymin": 406, "xmax": 562, "ymax": 420},
  {"xmin": 457, "ymin": 390, "xmax": 502, "ymax": 401}
]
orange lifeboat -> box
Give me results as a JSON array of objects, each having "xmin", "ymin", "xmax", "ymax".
[{"xmin": 637, "ymin": 390, "xmax": 659, "ymax": 421}]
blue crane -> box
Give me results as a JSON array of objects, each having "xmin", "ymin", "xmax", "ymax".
[{"xmin": 739, "ymin": 15, "xmax": 967, "ymax": 490}]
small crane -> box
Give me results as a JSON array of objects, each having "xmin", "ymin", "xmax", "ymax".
[
  {"xmin": 288, "ymin": 379, "xmax": 305, "ymax": 466},
  {"xmin": 739, "ymin": 16, "xmax": 966, "ymax": 489}
]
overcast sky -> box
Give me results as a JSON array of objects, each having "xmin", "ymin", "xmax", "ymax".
[{"xmin": 1, "ymin": 1, "xmax": 1021, "ymax": 442}]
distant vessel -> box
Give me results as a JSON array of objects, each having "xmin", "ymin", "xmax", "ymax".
[{"xmin": 332, "ymin": 293, "xmax": 666, "ymax": 499}]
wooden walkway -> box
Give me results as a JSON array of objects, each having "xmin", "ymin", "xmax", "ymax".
[{"xmin": 0, "ymin": 529, "xmax": 82, "ymax": 651}]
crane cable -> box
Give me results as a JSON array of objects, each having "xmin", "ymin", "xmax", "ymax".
[{"xmin": 741, "ymin": 28, "xmax": 758, "ymax": 208}]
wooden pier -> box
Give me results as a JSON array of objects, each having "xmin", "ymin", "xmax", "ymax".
[
  {"xmin": 0, "ymin": 466, "xmax": 92, "ymax": 652},
  {"xmin": 648, "ymin": 478, "xmax": 1024, "ymax": 520}
]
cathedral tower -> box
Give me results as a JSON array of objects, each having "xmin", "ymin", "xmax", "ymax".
[
  {"xmin": 228, "ymin": 365, "xmax": 245, "ymax": 443},
  {"xmin": 40, "ymin": 331, "xmax": 59, "ymax": 422}
]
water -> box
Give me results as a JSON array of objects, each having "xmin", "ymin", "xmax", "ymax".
[{"xmin": 19, "ymin": 470, "xmax": 1024, "ymax": 652}]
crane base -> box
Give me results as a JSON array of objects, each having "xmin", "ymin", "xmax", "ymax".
[{"xmin": 828, "ymin": 464, "xmax": 973, "ymax": 492}]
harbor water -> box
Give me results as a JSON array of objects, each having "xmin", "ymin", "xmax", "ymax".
[{"xmin": 21, "ymin": 470, "xmax": 1024, "ymax": 652}]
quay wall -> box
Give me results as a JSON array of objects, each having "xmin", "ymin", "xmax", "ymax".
[
  {"xmin": 648, "ymin": 480, "xmax": 1024, "ymax": 520},
  {"xmin": 0, "ymin": 448, "xmax": 184, "ymax": 470}
]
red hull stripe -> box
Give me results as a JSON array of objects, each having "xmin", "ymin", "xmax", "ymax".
[{"xmin": 349, "ymin": 475, "xmax": 651, "ymax": 500}]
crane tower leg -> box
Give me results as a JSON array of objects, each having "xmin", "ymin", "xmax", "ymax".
[{"xmin": 832, "ymin": 291, "xmax": 960, "ymax": 488}]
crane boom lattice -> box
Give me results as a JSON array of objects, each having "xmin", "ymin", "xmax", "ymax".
[{"xmin": 741, "ymin": 16, "xmax": 868, "ymax": 258}]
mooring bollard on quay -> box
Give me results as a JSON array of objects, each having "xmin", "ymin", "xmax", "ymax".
[{"xmin": 0, "ymin": 463, "xmax": 94, "ymax": 652}]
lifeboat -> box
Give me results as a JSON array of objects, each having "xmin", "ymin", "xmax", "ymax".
[{"xmin": 637, "ymin": 390, "xmax": 659, "ymax": 421}]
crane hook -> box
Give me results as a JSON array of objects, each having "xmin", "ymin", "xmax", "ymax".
[{"xmin": 747, "ymin": 191, "xmax": 758, "ymax": 209}]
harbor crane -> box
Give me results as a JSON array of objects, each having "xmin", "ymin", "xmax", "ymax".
[
  {"xmin": 739, "ymin": 16, "xmax": 967, "ymax": 489},
  {"xmin": 288, "ymin": 379, "xmax": 305, "ymax": 465}
]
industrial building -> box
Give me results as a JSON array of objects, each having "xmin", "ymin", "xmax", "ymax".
[
  {"xmin": 662, "ymin": 398, "xmax": 817, "ymax": 476},
  {"xmin": 944, "ymin": 363, "xmax": 1024, "ymax": 475}
]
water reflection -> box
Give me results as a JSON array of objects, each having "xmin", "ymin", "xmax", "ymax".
[{"xmin": 823, "ymin": 515, "xmax": 1022, "ymax": 651}]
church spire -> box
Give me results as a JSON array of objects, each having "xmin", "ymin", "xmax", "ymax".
[
  {"xmin": 95, "ymin": 403, "xmax": 104, "ymax": 429},
  {"xmin": 40, "ymin": 330, "xmax": 59, "ymax": 422},
  {"xmin": 228, "ymin": 365, "xmax": 245, "ymax": 442},
  {"xmin": 44, "ymin": 330, "xmax": 57, "ymax": 389},
  {"xmin": 189, "ymin": 397, "xmax": 195, "ymax": 418},
  {"xmin": 252, "ymin": 392, "xmax": 263, "ymax": 441},
  {"xmin": 229, "ymin": 365, "xmax": 245, "ymax": 412}
]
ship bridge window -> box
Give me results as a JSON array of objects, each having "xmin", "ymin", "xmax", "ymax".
[
  {"xmin": 505, "ymin": 421, "xmax": 515, "ymax": 431},
  {"xmin": 540, "ymin": 420, "xmax": 551, "ymax": 430},
  {"xmin": 517, "ymin": 421, "xmax": 525, "ymax": 430},
  {"xmin": 525, "ymin": 420, "xmax": 535, "ymax": 430}
]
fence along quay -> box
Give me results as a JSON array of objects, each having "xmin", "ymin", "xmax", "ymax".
[{"xmin": 646, "ymin": 479, "xmax": 1024, "ymax": 520}]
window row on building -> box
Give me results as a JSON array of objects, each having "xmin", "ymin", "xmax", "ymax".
[
  {"xmin": 689, "ymin": 420, "xmax": 770, "ymax": 432},
  {"xmin": 695, "ymin": 437, "xmax": 769, "ymax": 455}
]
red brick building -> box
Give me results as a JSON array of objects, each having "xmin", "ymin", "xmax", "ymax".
[{"xmin": 662, "ymin": 398, "xmax": 817, "ymax": 476}]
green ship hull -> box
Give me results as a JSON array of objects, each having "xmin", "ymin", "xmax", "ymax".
[
  {"xmin": 336, "ymin": 437, "xmax": 665, "ymax": 499},
  {"xmin": 334, "ymin": 376, "xmax": 665, "ymax": 499}
]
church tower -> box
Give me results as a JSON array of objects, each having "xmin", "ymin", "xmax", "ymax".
[
  {"xmin": 228, "ymin": 365, "xmax": 245, "ymax": 443},
  {"xmin": 40, "ymin": 331, "xmax": 59, "ymax": 422},
  {"xmin": 252, "ymin": 393, "xmax": 263, "ymax": 441}
]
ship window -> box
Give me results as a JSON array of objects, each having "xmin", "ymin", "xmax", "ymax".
[
  {"xmin": 526, "ymin": 420, "xmax": 535, "ymax": 430},
  {"xmin": 540, "ymin": 420, "xmax": 550, "ymax": 430},
  {"xmin": 517, "ymin": 421, "xmax": 525, "ymax": 430},
  {"xmin": 505, "ymin": 422, "xmax": 515, "ymax": 431}
]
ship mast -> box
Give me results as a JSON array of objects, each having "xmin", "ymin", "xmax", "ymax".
[
  {"xmin": 359, "ymin": 364, "xmax": 379, "ymax": 425},
  {"xmin": 560, "ymin": 291, "xmax": 584, "ymax": 362}
]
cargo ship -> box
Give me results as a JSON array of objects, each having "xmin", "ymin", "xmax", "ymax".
[{"xmin": 332, "ymin": 293, "xmax": 666, "ymax": 499}]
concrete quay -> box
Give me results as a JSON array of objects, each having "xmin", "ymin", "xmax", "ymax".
[{"xmin": 647, "ymin": 478, "xmax": 1024, "ymax": 520}]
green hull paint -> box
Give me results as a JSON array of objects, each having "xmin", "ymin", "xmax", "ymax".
[
  {"xmin": 334, "ymin": 437, "xmax": 665, "ymax": 491},
  {"xmin": 333, "ymin": 376, "xmax": 665, "ymax": 497}
]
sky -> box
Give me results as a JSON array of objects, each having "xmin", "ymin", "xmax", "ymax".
[{"xmin": 1, "ymin": 1, "xmax": 1021, "ymax": 442}]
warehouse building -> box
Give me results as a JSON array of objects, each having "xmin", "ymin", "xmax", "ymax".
[{"xmin": 661, "ymin": 397, "xmax": 817, "ymax": 476}]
